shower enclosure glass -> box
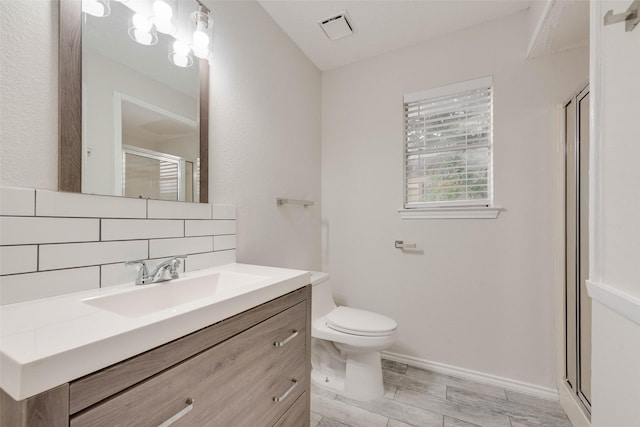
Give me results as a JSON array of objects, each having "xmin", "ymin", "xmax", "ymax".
[{"xmin": 564, "ymin": 84, "xmax": 591, "ymax": 414}]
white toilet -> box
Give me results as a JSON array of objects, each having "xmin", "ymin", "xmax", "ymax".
[{"xmin": 310, "ymin": 271, "xmax": 397, "ymax": 401}]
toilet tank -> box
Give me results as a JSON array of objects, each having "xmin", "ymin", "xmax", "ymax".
[{"xmin": 309, "ymin": 271, "xmax": 336, "ymax": 319}]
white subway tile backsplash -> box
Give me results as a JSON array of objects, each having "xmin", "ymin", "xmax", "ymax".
[
  {"xmin": 185, "ymin": 220, "xmax": 236, "ymax": 237},
  {"xmin": 36, "ymin": 190, "xmax": 146, "ymax": 218},
  {"xmin": 101, "ymin": 219, "xmax": 183, "ymax": 241},
  {"xmin": 0, "ymin": 267, "xmax": 99, "ymax": 305},
  {"xmin": 149, "ymin": 236, "xmax": 213, "ymax": 259},
  {"xmin": 39, "ymin": 241, "xmax": 148, "ymax": 270},
  {"xmin": 148, "ymin": 200, "xmax": 211, "ymax": 220},
  {"xmin": 212, "ymin": 205, "xmax": 236, "ymax": 220},
  {"xmin": 0, "ymin": 217, "xmax": 99, "ymax": 245},
  {"xmin": 100, "ymin": 262, "xmax": 138, "ymax": 288},
  {"xmin": 0, "ymin": 246, "xmax": 38, "ymax": 275},
  {"xmin": 0, "ymin": 186, "xmax": 238, "ymax": 303},
  {"xmin": 100, "ymin": 257, "xmax": 186, "ymax": 287},
  {"xmin": 185, "ymin": 250, "xmax": 236, "ymax": 272},
  {"xmin": 214, "ymin": 235, "xmax": 237, "ymax": 251},
  {"xmin": 0, "ymin": 187, "xmax": 35, "ymax": 216}
]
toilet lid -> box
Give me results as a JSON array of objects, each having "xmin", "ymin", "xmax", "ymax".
[{"xmin": 325, "ymin": 306, "xmax": 397, "ymax": 337}]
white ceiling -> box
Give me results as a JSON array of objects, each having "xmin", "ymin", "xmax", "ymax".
[
  {"xmin": 527, "ymin": 0, "xmax": 589, "ymax": 58},
  {"xmin": 257, "ymin": 0, "xmax": 533, "ymax": 70}
]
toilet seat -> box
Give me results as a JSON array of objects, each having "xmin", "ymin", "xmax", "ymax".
[{"xmin": 325, "ymin": 306, "xmax": 397, "ymax": 337}]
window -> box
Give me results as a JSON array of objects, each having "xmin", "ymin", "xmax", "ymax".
[{"xmin": 403, "ymin": 77, "xmax": 493, "ymax": 212}]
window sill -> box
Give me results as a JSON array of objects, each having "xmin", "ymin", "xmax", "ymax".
[{"xmin": 398, "ymin": 206, "xmax": 502, "ymax": 219}]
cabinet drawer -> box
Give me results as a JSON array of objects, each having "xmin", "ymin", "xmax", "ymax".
[
  {"xmin": 273, "ymin": 392, "xmax": 309, "ymax": 427},
  {"xmin": 71, "ymin": 301, "xmax": 307, "ymax": 427}
]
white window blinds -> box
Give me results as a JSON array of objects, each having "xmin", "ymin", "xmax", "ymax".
[{"xmin": 403, "ymin": 76, "xmax": 493, "ymax": 208}]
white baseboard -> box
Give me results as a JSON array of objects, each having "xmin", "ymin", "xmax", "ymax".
[{"xmin": 381, "ymin": 351, "xmax": 559, "ymax": 400}]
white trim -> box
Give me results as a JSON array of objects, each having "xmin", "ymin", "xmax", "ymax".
[
  {"xmin": 589, "ymin": 0, "xmax": 603, "ymax": 284},
  {"xmin": 381, "ymin": 351, "xmax": 558, "ymax": 400},
  {"xmin": 113, "ymin": 92, "xmax": 123, "ymax": 196},
  {"xmin": 558, "ymin": 380, "xmax": 591, "ymax": 427},
  {"xmin": 398, "ymin": 206, "xmax": 501, "ymax": 219},
  {"xmin": 82, "ymin": 82, "xmax": 88, "ymax": 194},
  {"xmin": 404, "ymin": 76, "xmax": 493, "ymax": 103},
  {"xmin": 554, "ymin": 103, "xmax": 569, "ymax": 421},
  {"xmin": 586, "ymin": 280, "xmax": 640, "ymax": 327},
  {"xmin": 526, "ymin": 0, "xmax": 556, "ymax": 58}
]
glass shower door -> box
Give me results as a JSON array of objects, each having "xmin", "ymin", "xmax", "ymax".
[
  {"xmin": 123, "ymin": 152, "xmax": 179, "ymax": 201},
  {"xmin": 122, "ymin": 146, "xmax": 198, "ymax": 202},
  {"xmin": 564, "ymin": 85, "xmax": 591, "ymax": 414}
]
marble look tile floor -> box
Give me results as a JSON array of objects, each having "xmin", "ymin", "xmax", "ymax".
[{"xmin": 310, "ymin": 360, "xmax": 573, "ymax": 427}]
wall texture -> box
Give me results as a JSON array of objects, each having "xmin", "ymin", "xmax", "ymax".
[
  {"xmin": 0, "ymin": 0, "xmax": 59, "ymax": 190},
  {"xmin": 321, "ymin": 10, "xmax": 588, "ymax": 391},
  {"xmin": 589, "ymin": 1, "xmax": 640, "ymax": 425},
  {"xmin": 207, "ymin": 0, "xmax": 322, "ymax": 271}
]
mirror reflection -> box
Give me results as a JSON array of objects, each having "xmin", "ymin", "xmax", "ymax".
[{"xmin": 81, "ymin": 0, "xmax": 209, "ymax": 201}]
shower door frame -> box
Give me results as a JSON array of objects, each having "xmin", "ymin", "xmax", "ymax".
[
  {"xmin": 122, "ymin": 145, "xmax": 198, "ymax": 202},
  {"xmin": 563, "ymin": 83, "xmax": 591, "ymax": 416}
]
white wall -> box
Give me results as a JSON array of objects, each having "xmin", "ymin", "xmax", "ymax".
[
  {"xmin": 321, "ymin": 10, "xmax": 588, "ymax": 390},
  {"xmin": 207, "ymin": 0, "xmax": 322, "ymax": 271},
  {"xmin": 0, "ymin": 1, "xmax": 322, "ymax": 273},
  {"xmin": 589, "ymin": 1, "xmax": 640, "ymax": 425},
  {"xmin": 0, "ymin": 0, "xmax": 58, "ymax": 190}
]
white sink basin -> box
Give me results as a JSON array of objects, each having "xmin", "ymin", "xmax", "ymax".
[
  {"xmin": 1, "ymin": 263, "xmax": 310, "ymax": 402},
  {"xmin": 83, "ymin": 271, "xmax": 268, "ymax": 317}
]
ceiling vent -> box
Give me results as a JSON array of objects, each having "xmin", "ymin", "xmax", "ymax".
[{"xmin": 319, "ymin": 11, "xmax": 354, "ymax": 41}]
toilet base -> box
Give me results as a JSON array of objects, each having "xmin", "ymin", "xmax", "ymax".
[{"xmin": 311, "ymin": 348, "xmax": 384, "ymax": 401}]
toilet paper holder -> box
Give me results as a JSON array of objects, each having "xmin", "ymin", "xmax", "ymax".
[{"xmin": 395, "ymin": 240, "xmax": 416, "ymax": 249}]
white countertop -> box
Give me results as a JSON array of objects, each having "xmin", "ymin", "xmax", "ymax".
[{"xmin": 0, "ymin": 263, "xmax": 310, "ymax": 401}]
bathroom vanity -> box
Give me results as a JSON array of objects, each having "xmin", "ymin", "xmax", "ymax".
[{"xmin": 0, "ymin": 264, "xmax": 311, "ymax": 426}]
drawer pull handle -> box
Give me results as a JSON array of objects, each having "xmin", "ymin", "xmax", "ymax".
[
  {"xmin": 274, "ymin": 329, "xmax": 299, "ymax": 347},
  {"xmin": 273, "ymin": 379, "xmax": 298, "ymax": 402},
  {"xmin": 158, "ymin": 398, "xmax": 194, "ymax": 427}
]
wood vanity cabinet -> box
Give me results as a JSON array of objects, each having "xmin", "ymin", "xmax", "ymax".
[{"xmin": 1, "ymin": 286, "xmax": 311, "ymax": 427}]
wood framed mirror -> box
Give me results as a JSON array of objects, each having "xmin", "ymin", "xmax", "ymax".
[{"xmin": 58, "ymin": 0, "xmax": 208, "ymax": 203}]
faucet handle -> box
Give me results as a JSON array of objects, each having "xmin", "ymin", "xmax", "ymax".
[
  {"xmin": 126, "ymin": 260, "xmax": 149, "ymax": 285},
  {"xmin": 168, "ymin": 255, "xmax": 187, "ymax": 278}
]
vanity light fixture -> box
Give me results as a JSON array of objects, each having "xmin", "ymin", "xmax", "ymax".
[
  {"xmin": 128, "ymin": 13, "xmax": 158, "ymax": 46},
  {"xmin": 123, "ymin": 0, "xmax": 213, "ymax": 67},
  {"xmin": 191, "ymin": 4, "xmax": 214, "ymax": 59},
  {"xmin": 82, "ymin": 0, "xmax": 110, "ymax": 17},
  {"xmin": 152, "ymin": 0, "xmax": 177, "ymax": 35}
]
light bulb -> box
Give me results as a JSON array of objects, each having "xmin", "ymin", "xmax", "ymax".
[
  {"xmin": 190, "ymin": 10, "xmax": 213, "ymax": 58},
  {"xmin": 83, "ymin": 0, "xmax": 108, "ymax": 17},
  {"xmin": 173, "ymin": 40, "xmax": 190, "ymax": 56},
  {"xmin": 169, "ymin": 41, "xmax": 193, "ymax": 68},
  {"xmin": 153, "ymin": 0, "xmax": 173, "ymax": 20},
  {"xmin": 193, "ymin": 30, "xmax": 209, "ymax": 48},
  {"xmin": 172, "ymin": 54, "xmax": 189, "ymax": 68},
  {"xmin": 129, "ymin": 14, "xmax": 157, "ymax": 46},
  {"xmin": 132, "ymin": 13, "xmax": 152, "ymax": 32},
  {"xmin": 133, "ymin": 29, "xmax": 153, "ymax": 45},
  {"xmin": 192, "ymin": 45, "xmax": 208, "ymax": 59}
]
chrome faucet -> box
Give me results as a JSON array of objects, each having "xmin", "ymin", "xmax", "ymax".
[{"xmin": 126, "ymin": 256, "xmax": 187, "ymax": 285}]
